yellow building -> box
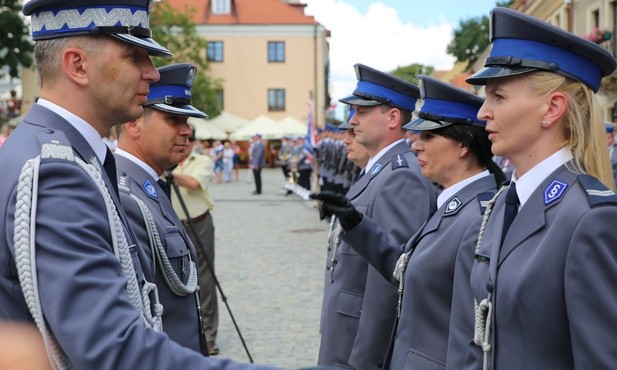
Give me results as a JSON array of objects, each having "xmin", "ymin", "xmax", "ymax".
[{"xmin": 166, "ymin": 0, "xmax": 330, "ymax": 129}]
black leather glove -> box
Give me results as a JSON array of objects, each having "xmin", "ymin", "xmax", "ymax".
[{"xmin": 309, "ymin": 191, "xmax": 363, "ymax": 230}]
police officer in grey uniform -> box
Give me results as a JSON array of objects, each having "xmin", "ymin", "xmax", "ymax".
[
  {"xmin": 115, "ymin": 63, "xmax": 208, "ymax": 354},
  {"xmin": 466, "ymin": 8, "xmax": 617, "ymax": 369},
  {"xmin": 311, "ymin": 64, "xmax": 436, "ymax": 369},
  {"xmin": 0, "ymin": 1, "xmax": 281, "ymax": 368},
  {"xmin": 313, "ymin": 75, "xmax": 504, "ymax": 369}
]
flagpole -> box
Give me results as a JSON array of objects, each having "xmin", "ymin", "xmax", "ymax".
[{"xmin": 306, "ymin": 96, "xmax": 319, "ymax": 193}]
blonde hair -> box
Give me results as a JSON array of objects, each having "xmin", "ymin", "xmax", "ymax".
[{"xmin": 527, "ymin": 71, "xmax": 614, "ymax": 190}]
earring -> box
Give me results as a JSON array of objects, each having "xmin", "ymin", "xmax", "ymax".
[{"xmin": 541, "ymin": 120, "xmax": 551, "ymax": 127}]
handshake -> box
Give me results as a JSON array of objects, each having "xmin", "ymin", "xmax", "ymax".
[{"xmin": 309, "ymin": 191, "xmax": 363, "ymax": 230}]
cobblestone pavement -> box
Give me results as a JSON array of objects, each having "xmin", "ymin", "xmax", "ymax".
[{"xmin": 206, "ymin": 168, "xmax": 328, "ymax": 369}]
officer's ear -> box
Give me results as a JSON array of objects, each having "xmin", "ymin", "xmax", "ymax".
[
  {"xmin": 542, "ymin": 91, "xmax": 568, "ymax": 129},
  {"xmin": 123, "ymin": 119, "xmax": 142, "ymax": 139},
  {"xmin": 61, "ymin": 47, "xmax": 89, "ymax": 87}
]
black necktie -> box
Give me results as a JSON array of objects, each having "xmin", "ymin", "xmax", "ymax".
[
  {"xmin": 103, "ymin": 148, "xmax": 119, "ymax": 197},
  {"xmin": 356, "ymin": 168, "xmax": 365, "ymax": 180},
  {"xmin": 157, "ymin": 179, "xmax": 171, "ymax": 199},
  {"xmin": 501, "ymin": 182, "xmax": 519, "ymax": 245}
]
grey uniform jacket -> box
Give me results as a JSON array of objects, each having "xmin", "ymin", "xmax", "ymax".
[
  {"xmin": 115, "ymin": 155, "xmax": 203, "ymax": 352},
  {"xmin": 342, "ymin": 174, "xmax": 496, "ymax": 370},
  {"xmin": 469, "ymin": 164, "xmax": 617, "ymax": 369},
  {"xmin": 250, "ymin": 141, "xmax": 265, "ymax": 168},
  {"xmin": 318, "ymin": 140, "xmax": 436, "ymax": 369},
  {"xmin": 0, "ymin": 104, "xmax": 280, "ymax": 370}
]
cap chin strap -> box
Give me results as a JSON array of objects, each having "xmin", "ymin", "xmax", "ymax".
[
  {"xmin": 145, "ymin": 96, "xmax": 192, "ymax": 106},
  {"xmin": 417, "ymin": 111, "xmax": 477, "ymax": 126},
  {"xmin": 90, "ymin": 25, "xmax": 151, "ymax": 38},
  {"xmin": 485, "ymin": 56, "xmax": 560, "ymax": 72}
]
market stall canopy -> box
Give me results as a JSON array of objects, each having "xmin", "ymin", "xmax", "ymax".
[
  {"xmin": 278, "ymin": 116, "xmax": 307, "ymax": 138},
  {"xmin": 207, "ymin": 111, "xmax": 250, "ymax": 133},
  {"xmin": 229, "ymin": 115, "xmax": 285, "ymax": 140},
  {"xmin": 188, "ymin": 117, "xmax": 228, "ymax": 140}
]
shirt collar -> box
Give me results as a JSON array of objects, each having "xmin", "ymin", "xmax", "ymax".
[
  {"xmin": 365, "ymin": 139, "xmax": 404, "ymax": 174},
  {"xmin": 512, "ymin": 147, "xmax": 573, "ymax": 208},
  {"xmin": 37, "ymin": 98, "xmax": 108, "ymax": 164},
  {"xmin": 114, "ymin": 148, "xmax": 159, "ymax": 179},
  {"xmin": 437, "ymin": 170, "xmax": 490, "ymax": 209}
]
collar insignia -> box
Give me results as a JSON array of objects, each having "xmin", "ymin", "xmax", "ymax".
[
  {"xmin": 370, "ymin": 163, "xmax": 382, "ymax": 176},
  {"xmin": 544, "ymin": 179, "xmax": 567, "ymax": 205},
  {"xmin": 444, "ymin": 197, "xmax": 462, "ymax": 214},
  {"xmin": 143, "ymin": 179, "xmax": 158, "ymax": 199}
]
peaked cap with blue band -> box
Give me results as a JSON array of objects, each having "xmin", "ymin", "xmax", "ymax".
[
  {"xmin": 404, "ymin": 75, "xmax": 485, "ymax": 131},
  {"xmin": 144, "ymin": 63, "xmax": 208, "ymax": 118},
  {"xmin": 338, "ymin": 108, "xmax": 355, "ymax": 130},
  {"xmin": 339, "ymin": 63, "xmax": 419, "ymax": 111},
  {"xmin": 466, "ymin": 7, "xmax": 616, "ymax": 92},
  {"xmin": 23, "ymin": 0, "xmax": 171, "ymax": 57}
]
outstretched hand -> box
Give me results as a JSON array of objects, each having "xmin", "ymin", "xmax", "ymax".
[{"xmin": 309, "ymin": 191, "xmax": 363, "ymax": 230}]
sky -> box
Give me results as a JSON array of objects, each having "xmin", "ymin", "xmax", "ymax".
[{"xmin": 303, "ymin": 0, "xmax": 498, "ymax": 104}]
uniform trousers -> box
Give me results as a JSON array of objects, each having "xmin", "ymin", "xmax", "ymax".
[
  {"xmin": 298, "ymin": 168, "xmax": 312, "ymax": 190},
  {"xmin": 253, "ymin": 168, "xmax": 262, "ymax": 194},
  {"xmin": 185, "ymin": 212, "xmax": 219, "ymax": 348}
]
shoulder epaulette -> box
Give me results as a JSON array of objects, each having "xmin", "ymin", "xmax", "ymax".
[
  {"xmin": 477, "ymin": 191, "xmax": 495, "ymax": 215},
  {"xmin": 36, "ymin": 128, "xmax": 75, "ymax": 162},
  {"xmin": 391, "ymin": 153, "xmax": 409, "ymax": 170},
  {"xmin": 577, "ymin": 174, "xmax": 617, "ymax": 207},
  {"xmin": 118, "ymin": 171, "xmax": 131, "ymax": 193}
]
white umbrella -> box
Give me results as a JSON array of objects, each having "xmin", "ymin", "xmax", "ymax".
[
  {"xmin": 229, "ymin": 115, "xmax": 285, "ymax": 140},
  {"xmin": 278, "ymin": 116, "xmax": 307, "ymax": 138},
  {"xmin": 188, "ymin": 117, "xmax": 228, "ymax": 140},
  {"xmin": 207, "ymin": 111, "xmax": 250, "ymax": 133}
]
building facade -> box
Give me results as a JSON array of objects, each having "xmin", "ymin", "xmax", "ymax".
[{"xmin": 166, "ymin": 0, "xmax": 330, "ymax": 129}]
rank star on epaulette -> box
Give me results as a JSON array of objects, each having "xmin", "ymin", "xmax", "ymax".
[
  {"xmin": 444, "ymin": 197, "xmax": 462, "ymax": 214},
  {"xmin": 143, "ymin": 179, "xmax": 158, "ymax": 199},
  {"xmin": 391, "ymin": 154, "xmax": 409, "ymax": 170}
]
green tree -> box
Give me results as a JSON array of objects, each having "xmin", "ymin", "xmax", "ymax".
[
  {"xmin": 0, "ymin": 0, "xmax": 34, "ymax": 79},
  {"xmin": 390, "ymin": 64, "xmax": 434, "ymax": 85},
  {"xmin": 150, "ymin": 1, "xmax": 222, "ymax": 118},
  {"xmin": 446, "ymin": 0, "xmax": 514, "ymax": 66}
]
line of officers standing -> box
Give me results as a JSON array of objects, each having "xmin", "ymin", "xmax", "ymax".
[{"xmin": 310, "ymin": 6, "xmax": 617, "ymax": 370}]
